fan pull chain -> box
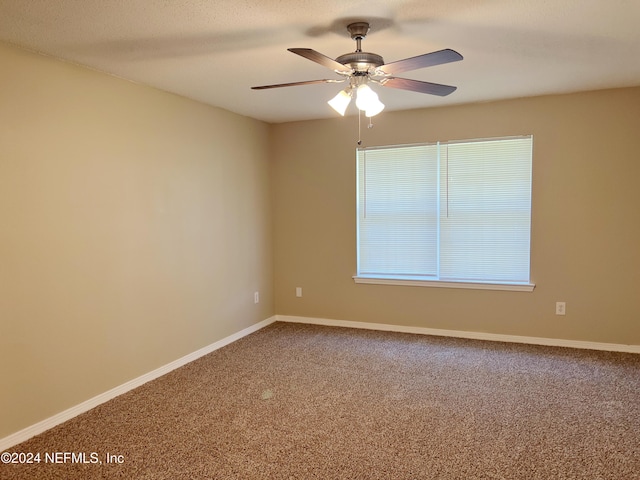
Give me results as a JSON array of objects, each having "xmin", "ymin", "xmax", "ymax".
[{"xmin": 357, "ymin": 110, "xmax": 376, "ymax": 145}]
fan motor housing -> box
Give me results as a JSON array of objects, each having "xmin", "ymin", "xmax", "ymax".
[{"xmin": 335, "ymin": 52, "xmax": 384, "ymax": 73}]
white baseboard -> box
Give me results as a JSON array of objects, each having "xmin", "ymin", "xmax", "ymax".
[
  {"xmin": 0, "ymin": 316, "xmax": 277, "ymax": 452},
  {"xmin": 276, "ymin": 315, "xmax": 640, "ymax": 354}
]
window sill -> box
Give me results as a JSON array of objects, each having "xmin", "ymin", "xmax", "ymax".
[{"xmin": 353, "ymin": 276, "xmax": 535, "ymax": 292}]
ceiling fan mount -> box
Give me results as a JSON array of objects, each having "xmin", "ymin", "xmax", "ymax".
[
  {"xmin": 252, "ymin": 20, "xmax": 463, "ymax": 116},
  {"xmin": 345, "ymin": 21, "xmax": 371, "ymax": 41}
]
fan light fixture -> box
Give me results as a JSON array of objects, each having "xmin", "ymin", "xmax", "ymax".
[
  {"xmin": 327, "ymin": 84, "xmax": 385, "ymax": 117},
  {"xmin": 356, "ymin": 84, "xmax": 385, "ymax": 117},
  {"xmin": 327, "ymin": 89, "xmax": 352, "ymax": 116}
]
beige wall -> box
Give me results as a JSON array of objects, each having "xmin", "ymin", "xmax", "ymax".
[
  {"xmin": 272, "ymin": 87, "xmax": 640, "ymax": 345},
  {"xmin": 0, "ymin": 43, "xmax": 273, "ymax": 438}
]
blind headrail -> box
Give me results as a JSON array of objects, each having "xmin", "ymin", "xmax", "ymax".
[{"xmin": 357, "ymin": 135, "xmax": 533, "ymax": 153}]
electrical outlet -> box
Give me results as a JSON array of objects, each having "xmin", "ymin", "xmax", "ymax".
[
  {"xmin": 555, "ymin": 302, "xmax": 566, "ymax": 315},
  {"xmin": 254, "ymin": 292, "xmax": 259, "ymax": 304},
  {"xmin": 296, "ymin": 287, "xmax": 302, "ymax": 298}
]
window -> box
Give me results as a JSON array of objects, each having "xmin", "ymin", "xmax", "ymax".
[{"xmin": 355, "ymin": 136, "xmax": 534, "ymax": 291}]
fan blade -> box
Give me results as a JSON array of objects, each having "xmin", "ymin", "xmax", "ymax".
[
  {"xmin": 380, "ymin": 77, "xmax": 457, "ymax": 96},
  {"xmin": 288, "ymin": 48, "xmax": 352, "ymax": 73},
  {"xmin": 251, "ymin": 79, "xmax": 343, "ymax": 90},
  {"xmin": 377, "ymin": 49, "xmax": 463, "ymax": 75}
]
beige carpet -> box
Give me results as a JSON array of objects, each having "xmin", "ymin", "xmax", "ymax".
[{"xmin": 2, "ymin": 322, "xmax": 639, "ymax": 479}]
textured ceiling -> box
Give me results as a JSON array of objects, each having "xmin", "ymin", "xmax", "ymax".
[{"xmin": 1, "ymin": 0, "xmax": 639, "ymax": 123}]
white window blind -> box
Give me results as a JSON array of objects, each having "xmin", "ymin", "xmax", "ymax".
[{"xmin": 356, "ymin": 136, "xmax": 533, "ymax": 287}]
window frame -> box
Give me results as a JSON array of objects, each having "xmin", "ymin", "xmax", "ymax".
[{"xmin": 353, "ymin": 136, "xmax": 535, "ymax": 292}]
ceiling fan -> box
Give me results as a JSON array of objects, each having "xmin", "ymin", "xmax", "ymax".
[{"xmin": 251, "ymin": 21, "xmax": 463, "ymax": 117}]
